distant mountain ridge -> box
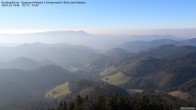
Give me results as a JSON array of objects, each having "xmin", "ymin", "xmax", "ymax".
[
  {"xmin": 119, "ymin": 38, "xmax": 196, "ymax": 52},
  {"xmin": 0, "ymin": 30, "xmax": 184, "ymax": 49},
  {"xmin": 0, "ymin": 43, "xmax": 97, "ymax": 66}
]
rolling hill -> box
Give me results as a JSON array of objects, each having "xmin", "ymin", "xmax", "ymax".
[
  {"xmin": 0, "ymin": 39, "xmax": 196, "ymax": 109},
  {"xmin": 0, "ymin": 65, "xmax": 75, "ymax": 108}
]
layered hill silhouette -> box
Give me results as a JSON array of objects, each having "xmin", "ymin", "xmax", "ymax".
[
  {"xmin": 0, "ymin": 39, "xmax": 196, "ymax": 109},
  {"xmin": 120, "ymin": 38, "xmax": 196, "ymax": 52}
]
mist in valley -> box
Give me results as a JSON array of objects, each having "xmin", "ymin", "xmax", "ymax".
[
  {"xmin": 1, "ymin": 0, "xmax": 196, "ymax": 109},
  {"xmin": 0, "ymin": 31, "xmax": 195, "ymax": 109}
]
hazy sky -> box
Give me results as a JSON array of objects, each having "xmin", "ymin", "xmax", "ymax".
[{"xmin": 0, "ymin": 0, "xmax": 196, "ymax": 35}]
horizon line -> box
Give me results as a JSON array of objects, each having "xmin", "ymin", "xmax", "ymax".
[{"xmin": 0, "ymin": 28, "xmax": 196, "ymax": 38}]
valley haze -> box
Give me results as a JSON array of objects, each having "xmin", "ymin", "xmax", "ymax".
[
  {"xmin": 0, "ymin": 29, "xmax": 193, "ymax": 49},
  {"xmin": 1, "ymin": 0, "xmax": 196, "ymax": 109},
  {"xmin": 0, "ymin": 34, "xmax": 195, "ymax": 109}
]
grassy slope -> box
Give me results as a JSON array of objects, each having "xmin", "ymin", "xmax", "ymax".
[
  {"xmin": 102, "ymin": 72, "xmax": 131, "ymax": 86},
  {"xmin": 45, "ymin": 82, "xmax": 70, "ymax": 99},
  {"xmin": 99, "ymin": 66, "xmax": 117, "ymax": 77}
]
